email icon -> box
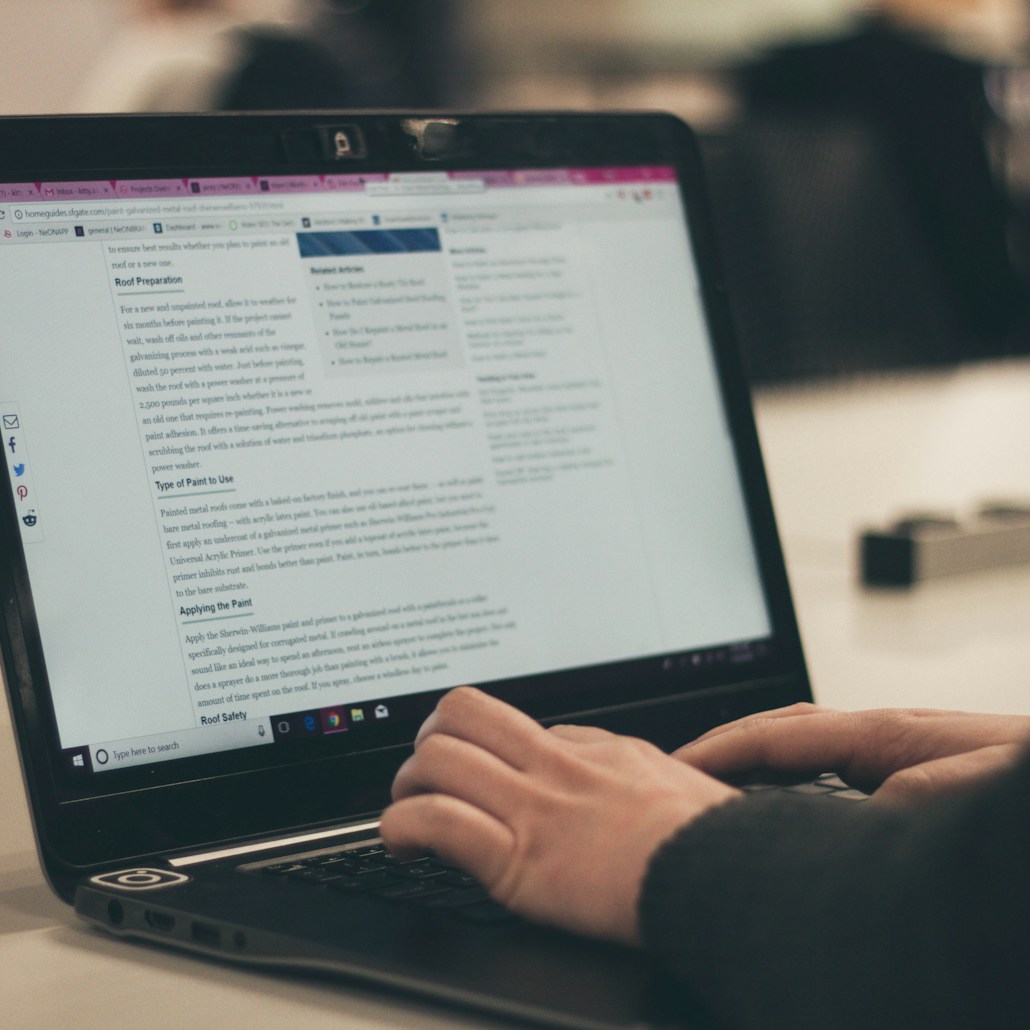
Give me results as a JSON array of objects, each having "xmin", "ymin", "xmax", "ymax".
[{"xmin": 2, "ymin": 414, "xmax": 19, "ymax": 430}]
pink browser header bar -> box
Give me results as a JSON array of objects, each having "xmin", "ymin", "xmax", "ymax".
[{"xmin": 1, "ymin": 166, "xmax": 674, "ymax": 203}]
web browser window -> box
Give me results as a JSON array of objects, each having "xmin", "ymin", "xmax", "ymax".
[{"xmin": 0, "ymin": 166, "xmax": 770, "ymax": 774}]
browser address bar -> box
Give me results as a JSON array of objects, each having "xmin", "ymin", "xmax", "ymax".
[
  {"xmin": 10, "ymin": 204, "xmax": 143, "ymax": 222},
  {"xmin": 9, "ymin": 198, "xmax": 288, "ymax": 222}
]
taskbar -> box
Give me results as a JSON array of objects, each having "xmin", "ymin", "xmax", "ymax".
[{"xmin": 60, "ymin": 689, "xmax": 407, "ymax": 777}]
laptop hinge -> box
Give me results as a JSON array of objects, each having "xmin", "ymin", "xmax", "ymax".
[{"xmin": 168, "ymin": 819, "xmax": 381, "ymax": 868}]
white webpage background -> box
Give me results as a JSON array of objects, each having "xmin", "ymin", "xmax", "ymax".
[{"xmin": 0, "ymin": 182, "xmax": 769, "ymax": 750}]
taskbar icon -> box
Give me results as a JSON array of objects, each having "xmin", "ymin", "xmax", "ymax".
[{"xmin": 269, "ymin": 698, "xmax": 394, "ymax": 743}]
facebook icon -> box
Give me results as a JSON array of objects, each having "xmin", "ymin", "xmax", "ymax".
[{"xmin": 7, "ymin": 437, "xmax": 14, "ymax": 454}]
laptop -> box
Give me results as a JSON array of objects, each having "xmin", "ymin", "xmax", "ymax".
[{"xmin": 0, "ymin": 112, "xmax": 811, "ymax": 1030}]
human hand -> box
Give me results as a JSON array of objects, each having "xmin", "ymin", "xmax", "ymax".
[
  {"xmin": 380, "ymin": 686, "xmax": 739, "ymax": 944},
  {"xmin": 675, "ymin": 703, "xmax": 1030, "ymax": 802}
]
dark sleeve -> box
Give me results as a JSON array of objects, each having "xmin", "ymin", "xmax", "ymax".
[{"xmin": 639, "ymin": 753, "xmax": 1030, "ymax": 1029}]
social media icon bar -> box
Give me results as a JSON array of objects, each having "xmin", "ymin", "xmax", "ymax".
[{"xmin": 1, "ymin": 404, "xmax": 43, "ymax": 542}]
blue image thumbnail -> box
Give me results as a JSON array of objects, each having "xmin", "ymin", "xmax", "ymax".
[{"xmin": 297, "ymin": 228, "xmax": 441, "ymax": 257}]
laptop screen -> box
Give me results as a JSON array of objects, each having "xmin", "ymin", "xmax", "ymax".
[{"xmin": 1, "ymin": 153, "xmax": 773, "ymax": 793}]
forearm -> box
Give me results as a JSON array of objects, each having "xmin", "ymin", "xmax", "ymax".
[{"xmin": 639, "ymin": 754, "xmax": 1030, "ymax": 1029}]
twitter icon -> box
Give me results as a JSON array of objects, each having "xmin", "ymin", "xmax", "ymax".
[{"xmin": 13, "ymin": 464, "xmax": 24, "ymax": 476}]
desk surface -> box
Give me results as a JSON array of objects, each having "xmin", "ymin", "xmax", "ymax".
[{"xmin": 4, "ymin": 358, "xmax": 1029, "ymax": 1028}]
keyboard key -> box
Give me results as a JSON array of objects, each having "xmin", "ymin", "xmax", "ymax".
[
  {"xmin": 304, "ymin": 854, "xmax": 359, "ymax": 871},
  {"xmin": 453, "ymin": 900, "xmax": 516, "ymax": 924},
  {"xmin": 262, "ymin": 862, "xmax": 307, "ymax": 876},
  {"xmin": 438, "ymin": 869, "xmax": 480, "ymax": 888},
  {"xmin": 287, "ymin": 866, "xmax": 344, "ymax": 884},
  {"xmin": 326, "ymin": 870, "xmax": 400, "ymax": 893},
  {"xmin": 374, "ymin": 880, "xmax": 453, "ymax": 902},
  {"xmin": 420, "ymin": 885, "xmax": 492, "ymax": 909},
  {"xmin": 392, "ymin": 860, "xmax": 448, "ymax": 881},
  {"xmin": 348, "ymin": 845, "xmax": 388, "ymax": 860}
]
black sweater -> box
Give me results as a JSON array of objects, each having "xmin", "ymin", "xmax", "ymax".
[{"xmin": 639, "ymin": 753, "xmax": 1030, "ymax": 1029}]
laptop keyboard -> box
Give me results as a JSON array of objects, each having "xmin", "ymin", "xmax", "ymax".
[
  {"xmin": 257, "ymin": 843, "xmax": 516, "ymax": 925},
  {"xmin": 250, "ymin": 775, "xmax": 865, "ymax": 924}
]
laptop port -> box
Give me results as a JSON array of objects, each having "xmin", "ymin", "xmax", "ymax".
[
  {"xmin": 144, "ymin": 910, "xmax": 176, "ymax": 933},
  {"xmin": 191, "ymin": 921, "xmax": 221, "ymax": 948}
]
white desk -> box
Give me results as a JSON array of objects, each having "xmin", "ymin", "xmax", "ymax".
[
  {"xmin": 4, "ymin": 358, "xmax": 1029, "ymax": 1028},
  {"xmin": 754, "ymin": 358, "xmax": 1030, "ymax": 717}
]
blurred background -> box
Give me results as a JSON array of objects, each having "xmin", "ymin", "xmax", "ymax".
[{"xmin": 2, "ymin": 0, "xmax": 1029, "ymax": 382}]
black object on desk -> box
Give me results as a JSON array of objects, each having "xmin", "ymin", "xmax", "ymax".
[{"xmin": 861, "ymin": 504, "xmax": 1030, "ymax": 586}]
